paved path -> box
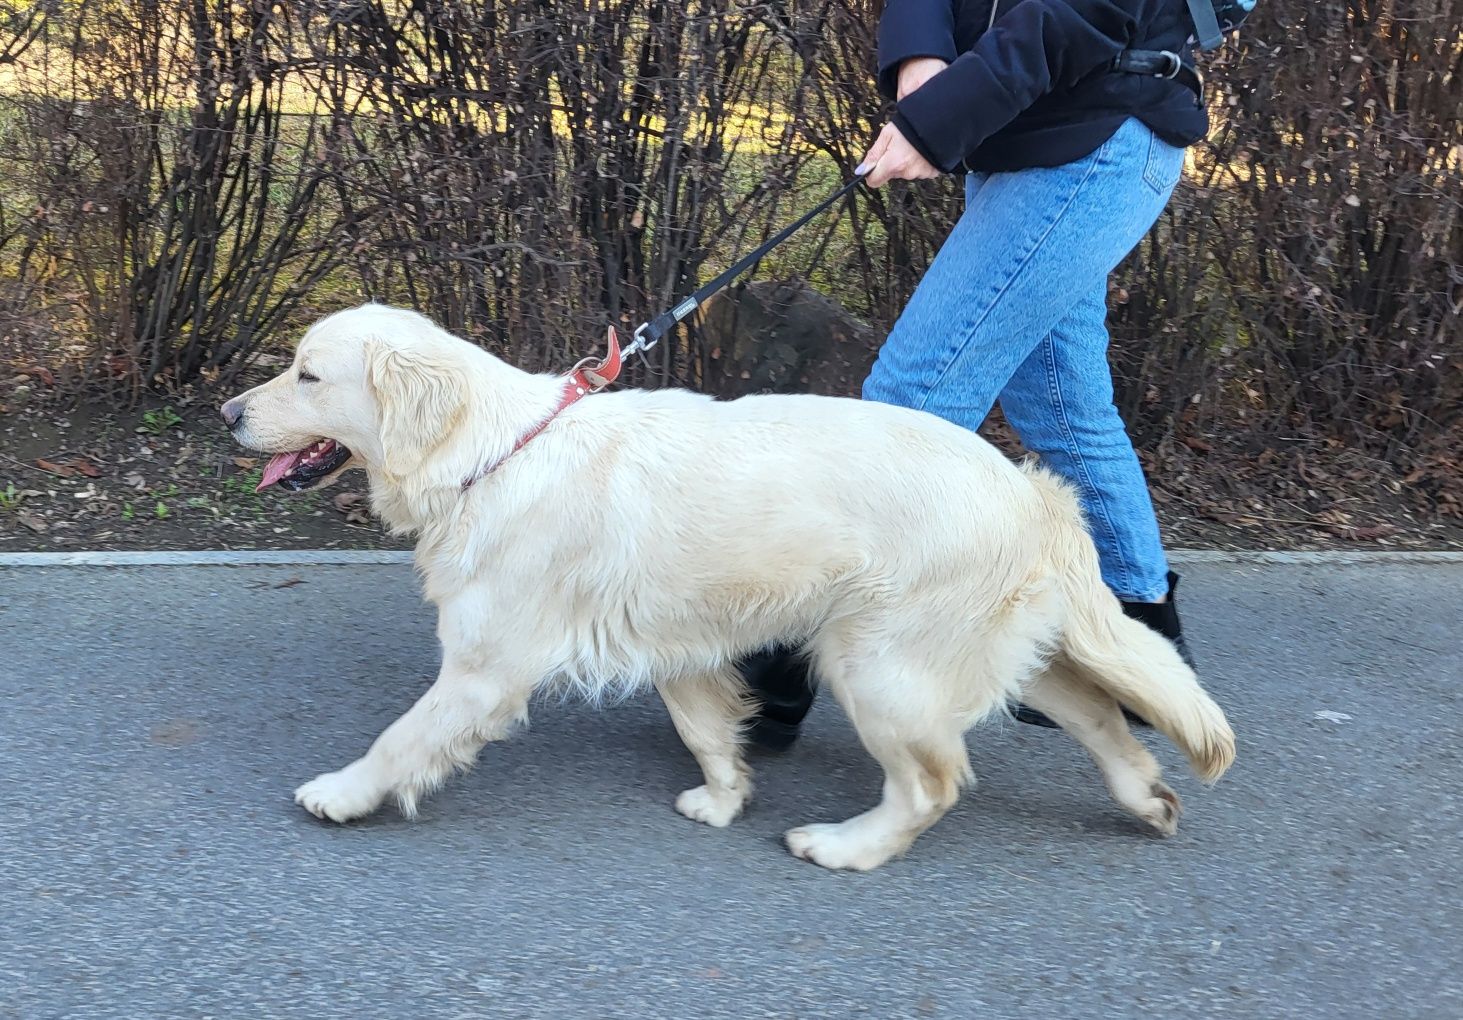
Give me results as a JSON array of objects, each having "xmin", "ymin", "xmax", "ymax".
[{"xmin": 2, "ymin": 558, "xmax": 1458, "ymax": 1019}]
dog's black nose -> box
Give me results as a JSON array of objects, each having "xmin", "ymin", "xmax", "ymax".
[{"xmin": 221, "ymin": 398, "xmax": 245, "ymax": 430}]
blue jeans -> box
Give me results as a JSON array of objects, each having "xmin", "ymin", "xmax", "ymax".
[{"xmin": 864, "ymin": 117, "xmax": 1183, "ymax": 602}]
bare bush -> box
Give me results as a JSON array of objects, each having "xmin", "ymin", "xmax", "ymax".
[
  {"xmin": 1113, "ymin": 1, "xmax": 1463, "ymax": 455},
  {"xmin": 0, "ymin": 2, "xmax": 352, "ymax": 395},
  {"xmin": 0, "ymin": 0, "xmax": 1457, "ymax": 466}
]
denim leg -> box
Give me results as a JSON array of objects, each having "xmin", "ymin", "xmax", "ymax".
[
  {"xmin": 865, "ymin": 119, "xmax": 1182, "ymax": 428},
  {"xmin": 862, "ymin": 118, "xmax": 1184, "ymax": 600},
  {"xmin": 998, "ymin": 288, "xmax": 1171, "ymax": 601}
]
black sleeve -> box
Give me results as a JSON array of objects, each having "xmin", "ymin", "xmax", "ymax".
[
  {"xmin": 876, "ymin": 0, "xmax": 959, "ymax": 101},
  {"xmin": 892, "ymin": 0, "xmax": 1159, "ymax": 171}
]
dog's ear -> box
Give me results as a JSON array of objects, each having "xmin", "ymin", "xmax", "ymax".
[{"xmin": 364, "ymin": 340, "xmax": 466, "ymax": 475}]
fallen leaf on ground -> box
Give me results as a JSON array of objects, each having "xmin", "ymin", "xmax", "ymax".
[
  {"xmin": 149, "ymin": 719, "xmax": 202, "ymax": 747},
  {"xmin": 1334, "ymin": 523, "xmax": 1394, "ymax": 541},
  {"xmin": 70, "ymin": 458, "xmax": 101, "ymax": 478},
  {"xmin": 247, "ymin": 576, "xmax": 307, "ymax": 590},
  {"xmin": 35, "ymin": 458, "xmax": 75, "ymax": 477},
  {"xmin": 232, "ymin": 457, "xmax": 257, "ymax": 470},
  {"xmin": 332, "ymin": 491, "xmax": 372, "ymax": 523},
  {"xmin": 18, "ymin": 512, "xmax": 47, "ymax": 533}
]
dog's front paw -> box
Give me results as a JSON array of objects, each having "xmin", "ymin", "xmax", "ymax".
[
  {"xmin": 294, "ymin": 766, "xmax": 385, "ymax": 824},
  {"xmin": 674, "ymin": 784, "xmax": 747, "ymax": 828},
  {"xmin": 785, "ymin": 822, "xmax": 899, "ymax": 872}
]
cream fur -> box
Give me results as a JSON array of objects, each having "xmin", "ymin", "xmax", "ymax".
[{"xmin": 225, "ymin": 303, "xmax": 1236, "ymax": 871}]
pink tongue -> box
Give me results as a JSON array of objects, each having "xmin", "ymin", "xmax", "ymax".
[{"xmin": 258, "ymin": 450, "xmax": 307, "ymax": 492}]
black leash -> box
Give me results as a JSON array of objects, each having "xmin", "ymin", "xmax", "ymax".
[{"xmin": 623, "ymin": 173, "xmax": 866, "ymax": 359}]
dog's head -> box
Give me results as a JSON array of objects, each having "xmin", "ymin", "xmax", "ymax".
[{"xmin": 221, "ymin": 304, "xmax": 467, "ymax": 491}]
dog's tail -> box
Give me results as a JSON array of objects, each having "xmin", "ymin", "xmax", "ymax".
[{"xmin": 1026, "ymin": 466, "xmax": 1236, "ymax": 783}]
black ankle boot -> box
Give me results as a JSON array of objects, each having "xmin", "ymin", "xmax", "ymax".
[
  {"xmin": 1110, "ymin": 571, "xmax": 1195, "ymax": 728},
  {"xmin": 740, "ymin": 645, "xmax": 816, "ymax": 751},
  {"xmin": 1010, "ymin": 702, "xmax": 1062, "ymax": 728},
  {"xmin": 1120, "ymin": 571, "xmax": 1196, "ymax": 670},
  {"xmin": 1011, "ymin": 572, "xmax": 1194, "ymax": 730}
]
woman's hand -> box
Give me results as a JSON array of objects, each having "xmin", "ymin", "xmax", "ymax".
[
  {"xmin": 858, "ymin": 122, "xmax": 942, "ymax": 188},
  {"xmin": 858, "ymin": 57, "xmax": 947, "ymax": 187},
  {"xmin": 896, "ymin": 57, "xmax": 948, "ymax": 101}
]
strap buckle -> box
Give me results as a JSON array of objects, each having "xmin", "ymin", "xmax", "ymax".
[
  {"xmin": 569, "ymin": 325, "xmax": 624, "ymax": 391},
  {"xmin": 1153, "ymin": 50, "xmax": 1183, "ymax": 79}
]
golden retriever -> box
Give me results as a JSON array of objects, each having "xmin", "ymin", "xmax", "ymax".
[{"xmin": 221, "ymin": 303, "xmax": 1234, "ymax": 871}]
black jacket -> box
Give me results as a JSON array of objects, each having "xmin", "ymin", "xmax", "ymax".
[{"xmin": 879, "ymin": 0, "xmax": 1208, "ymax": 173}]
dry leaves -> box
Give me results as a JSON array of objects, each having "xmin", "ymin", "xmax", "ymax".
[
  {"xmin": 19, "ymin": 365, "xmax": 55, "ymax": 387},
  {"xmin": 246, "ymin": 576, "xmax": 306, "ymax": 590},
  {"xmin": 34, "ymin": 457, "xmax": 101, "ymax": 478},
  {"xmin": 332, "ymin": 490, "xmax": 371, "ymax": 525},
  {"xmin": 1332, "ymin": 523, "xmax": 1395, "ymax": 542}
]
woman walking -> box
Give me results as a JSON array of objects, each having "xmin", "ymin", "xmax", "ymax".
[{"xmin": 745, "ymin": 0, "xmax": 1208, "ymax": 746}]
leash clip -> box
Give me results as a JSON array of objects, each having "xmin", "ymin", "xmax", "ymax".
[{"xmin": 624, "ymin": 321, "xmax": 656, "ymax": 360}]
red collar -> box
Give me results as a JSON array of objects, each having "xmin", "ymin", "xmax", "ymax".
[{"xmin": 460, "ymin": 326, "xmax": 624, "ymax": 491}]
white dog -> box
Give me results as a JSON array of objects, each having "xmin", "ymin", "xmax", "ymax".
[{"xmin": 222, "ymin": 303, "xmax": 1234, "ymax": 871}]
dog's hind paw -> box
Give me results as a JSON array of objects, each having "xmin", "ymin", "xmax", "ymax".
[
  {"xmin": 1135, "ymin": 781, "xmax": 1183, "ymax": 837},
  {"xmin": 674, "ymin": 784, "xmax": 746, "ymax": 828},
  {"xmin": 294, "ymin": 766, "xmax": 385, "ymax": 824}
]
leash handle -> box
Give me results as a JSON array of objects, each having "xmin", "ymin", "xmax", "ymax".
[{"xmin": 625, "ymin": 172, "xmax": 866, "ymax": 359}]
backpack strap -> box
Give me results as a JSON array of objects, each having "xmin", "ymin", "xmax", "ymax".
[
  {"xmin": 1112, "ymin": 49, "xmax": 1204, "ymax": 101},
  {"xmin": 1186, "ymin": 0, "xmax": 1225, "ymax": 50}
]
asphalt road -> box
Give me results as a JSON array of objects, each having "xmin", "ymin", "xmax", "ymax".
[{"xmin": 2, "ymin": 557, "xmax": 1459, "ymax": 1019}]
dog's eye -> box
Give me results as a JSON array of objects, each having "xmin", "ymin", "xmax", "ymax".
[{"xmin": 298, "ymin": 371, "xmax": 320, "ymax": 384}]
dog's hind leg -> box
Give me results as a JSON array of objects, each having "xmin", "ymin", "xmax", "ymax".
[
  {"xmin": 294, "ymin": 657, "xmax": 539, "ymax": 824},
  {"xmin": 1021, "ymin": 658, "xmax": 1181, "ymax": 836},
  {"xmin": 785, "ymin": 663, "xmax": 972, "ymax": 871},
  {"xmin": 657, "ymin": 670, "xmax": 754, "ymax": 827}
]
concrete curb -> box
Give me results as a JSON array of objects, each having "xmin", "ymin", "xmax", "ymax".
[
  {"xmin": 0, "ymin": 549, "xmax": 415, "ymax": 567},
  {"xmin": 1166, "ymin": 549, "xmax": 1463, "ymax": 565},
  {"xmin": 0, "ymin": 548, "xmax": 1460, "ymax": 568}
]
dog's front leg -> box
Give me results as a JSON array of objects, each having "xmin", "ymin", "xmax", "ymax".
[
  {"xmin": 657, "ymin": 670, "xmax": 754, "ymax": 827},
  {"xmin": 294, "ymin": 657, "xmax": 535, "ymax": 823}
]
